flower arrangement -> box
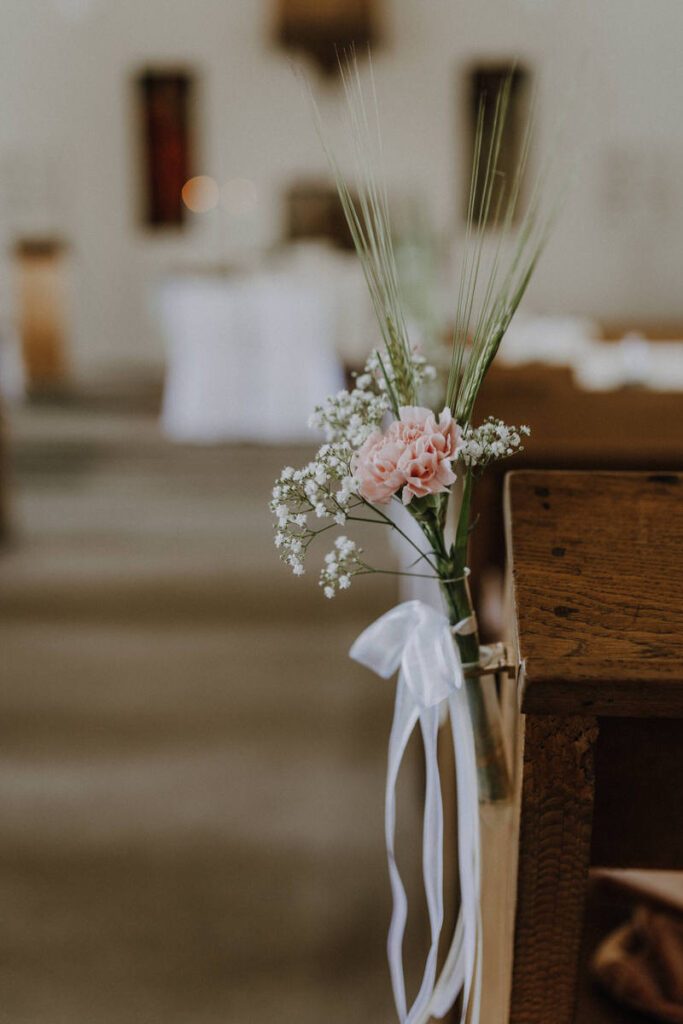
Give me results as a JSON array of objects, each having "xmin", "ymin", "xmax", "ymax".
[{"xmin": 270, "ymin": 59, "xmax": 558, "ymax": 1024}]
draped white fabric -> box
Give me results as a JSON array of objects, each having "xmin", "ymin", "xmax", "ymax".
[
  {"xmin": 157, "ymin": 271, "xmax": 345, "ymax": 443},
  {"xmin": 350, "ymin": 601, "xmax": 481, "ymax": 1024},
  {"xmin": 499, "ymin": 315, "xmax": 683, "ymax": 392},
  {"xmin": 155, "ymin": 245, "xmax": 378, "ymax": 444}
]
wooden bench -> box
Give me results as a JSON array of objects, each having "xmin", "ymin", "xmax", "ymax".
[
  {"xmin": 469, "ymin": 366, "xmax": 683, "ymax": 639},
  {"xmin": 483, "ymin": 470, "xmax": 683, "ymax": 1023}
]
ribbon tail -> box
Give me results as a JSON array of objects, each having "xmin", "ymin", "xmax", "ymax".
[
  {"xmin": 385, "ymin": 675, "xmax": 420, "ymax": 1023},
  {"xmin": 404, "ymin": 703, "xmax": 445, "ymax": 1024},
  {"xmin": 449, "ymin": 688, "xmax": 482, "ymax": 1024},
  {"xmin": 428, "ymin": 909, "xmax": 465, "ymax": 1017},
  {"xmin": 418, "ymin": 676, "xmax": 478, "ymax": 1023}
]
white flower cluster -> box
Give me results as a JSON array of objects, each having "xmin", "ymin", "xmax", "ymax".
[
  {"xmin": 270, "ymin": 442, "xmax": 361, "ymax": 578},
  {"xmin": 308, "ymin": 348, "xmax": 437, "ymax": 450},
  {"xmin": 320, "ymin": 535, "xmax": 363, "ymax": 598},
  {"xmin": 308, "ymin": 386, "xmax": 388, "ymax": 448},
  {"xmin": 457, "ymin": 417, "xmax": 530, "ymax": 469}
]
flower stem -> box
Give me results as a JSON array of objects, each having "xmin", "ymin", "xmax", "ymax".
[
  {"xmin": 357, "ymin": 498, "xmax": 440, "ymax": 572},
  {"xmin": 440, "ymin": 573, "xmax": 510, "ymax": 803},
  {"xmin": 419, "ymin": 476, "xmax": 511, "ymax": 804}
]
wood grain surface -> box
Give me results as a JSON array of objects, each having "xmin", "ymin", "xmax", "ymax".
[
  {"xmin": 509, "ymin": 714, "xmax": 599, "ymax": 1024},
  {"xmin": 504, "ymin": 471, "xmax": 683, "ymax": 716},
  {"xmin": 468, "ymin": 366, "xmax": 683, "ymax": 641}
]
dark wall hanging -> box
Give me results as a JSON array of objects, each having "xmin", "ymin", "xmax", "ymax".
[
  {"xmin": 284, "ymin": 180, "xmax": 355, "ymax": 249},
  {"xmin": 136, "ymin": 70, "xmax": 194, "ymax": 228},
  {"xmin": 275, "ymin": 0, "xmax": 381, "ymax": 77}
]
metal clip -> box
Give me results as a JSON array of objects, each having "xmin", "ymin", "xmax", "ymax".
[{"xmin": 464, "ymin": 642, "xmax": 518, "ymax": 680}]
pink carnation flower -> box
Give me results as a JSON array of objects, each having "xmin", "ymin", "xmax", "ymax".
[
  {"xmin": 350, "ymin": 430, "xmax": 405, "ymax": 505},
  {"xmin": 352, "ymin": 406, "xmax": 461, "ymax": 506}
]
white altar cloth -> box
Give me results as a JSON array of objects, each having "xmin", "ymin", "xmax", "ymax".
[{"xmin": 157, "ymin": 258, "xmax": 356, "ymax": 443}]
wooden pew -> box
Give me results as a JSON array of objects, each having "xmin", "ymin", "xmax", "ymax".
[
  {"xmin": 469, "ymin": 365, "xmax": 683, "ymax": 638},
  {"xmin": 479, "ymin": 470, "xmax": 683, "ymax": 1023}
]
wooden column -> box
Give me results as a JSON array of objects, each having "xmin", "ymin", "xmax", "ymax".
[
  {"xmin": 498, "ymin": 470, "xmax": 683, "ymax": 1024},
  {"xmin": 15, "ymin": 239, "xmax": 69, "ymax": 389}
]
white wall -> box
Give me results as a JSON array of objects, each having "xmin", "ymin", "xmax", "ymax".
[{"xmin": 1, "ymin": 0, "xmax": 683, "ymax": 380}]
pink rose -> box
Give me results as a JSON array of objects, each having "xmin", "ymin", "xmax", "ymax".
[
  {"xmin": 352, "ymin": 406, "xmax": 461, "ymax": 506},
  {"xmin": 351, "ymin": 430, "xmax": 406, "ymax": 505}
]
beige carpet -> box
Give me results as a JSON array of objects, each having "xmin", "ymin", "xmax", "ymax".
[{"xmin": 0, "ymin": 402, "xmax": 426, "ymax": 1024}]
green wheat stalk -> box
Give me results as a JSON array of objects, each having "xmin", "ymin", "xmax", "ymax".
[
  {"xmin": 448, "ymin": 77, "xmax": 564, "ymax": 425},
  {"xmin": 314, "ymin": 55, "xmax": 561, "ymax": 425},
  {"xmin": 309, "ymin": 54, "xmax": 416, "ymax": 414}
]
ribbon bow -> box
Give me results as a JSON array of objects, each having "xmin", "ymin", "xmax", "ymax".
[{"xmin": 351, "ymin": 600, "xmax": 481, "ymax": 1024}]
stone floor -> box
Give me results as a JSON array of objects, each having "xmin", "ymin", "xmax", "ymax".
[{"xmin": 0, "ymin": 401, "xmax": 426, "ymax": 1024}]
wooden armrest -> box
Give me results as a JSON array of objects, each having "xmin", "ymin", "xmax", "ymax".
[{"xmin": 504, "ymin": 470, "xmax": 683, "ymax": 717}]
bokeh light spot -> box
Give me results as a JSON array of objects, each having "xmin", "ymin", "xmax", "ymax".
[
  {"xmin": 221, "ymin": 178, "xmax": 258, "ymax": 217},
  {"xmin": 182, "ymin": 176, "xmax": 220, "ymax": 213}
]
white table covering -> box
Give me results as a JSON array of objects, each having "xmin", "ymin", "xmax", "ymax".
[{"xmin": 158, "ymin": 256, "xmax": 362, "ymax": 443}]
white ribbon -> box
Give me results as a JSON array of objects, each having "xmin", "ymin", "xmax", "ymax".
[{"xmin": 350, "ymin": 600, "xmax": 481, "ymax": 1024}]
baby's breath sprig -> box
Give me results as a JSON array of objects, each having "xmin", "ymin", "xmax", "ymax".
[
  {"xmin": 320, "ymin": 536, "xmax": 364, "ymax": 598},
  {"xmin": 308, "ymin": 385, "xmax": 388, "ymax": 448},
  {"xmin": 270, "ymin": 442, "xmax": 362, "ymax": 577},
  {"xmin": 308, "ymin": 348, "xmax": 437, "ymax": 450},
  {"xmin": 457, "ymin": 417, "xmax": 530, "ymax": 469}
]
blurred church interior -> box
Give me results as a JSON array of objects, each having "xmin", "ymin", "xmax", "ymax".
[{"xmin": 1, "ymin": 1, "xmax": 682, "ymax": 1022}]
